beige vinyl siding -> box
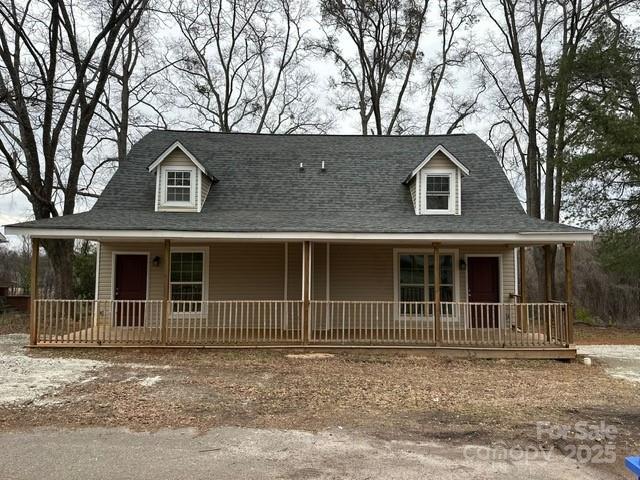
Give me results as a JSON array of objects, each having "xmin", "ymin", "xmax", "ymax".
[
  {"xmin": 201, "ymin": 174, "xmax": 212, "ymax": 206},
  {"xmin": 329, "ymin": 244, "xmax": 394, "ymax": 301},
  {"xmin": 312, "ymin": 243, "xmax": 327, "ymax": 300},
  {"xmin": 409, "ymin": 180, "xmax": 417, "ymax": 211},
  {"xmin": 209, "ymin": 243, "xmax": 284, "ymax": 300},
  {"xmin": 287, "ymin": 242, "xmax": 302, "ymax": 300},
  {"xmin": 97, "ymin": 241, "xmax": 516, "ymax": 305},
  {"xmin": 155, "ymin": 150, "xmax": 208, "ymax": 212},
  {"xmin": 424, "ymin": 153, "xmax": 455, "ymax": 169}
]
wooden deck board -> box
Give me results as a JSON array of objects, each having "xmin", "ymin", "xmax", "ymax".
[{"xmin": 39, "ymin": 326, "xmax": 564, "ymax": 349}]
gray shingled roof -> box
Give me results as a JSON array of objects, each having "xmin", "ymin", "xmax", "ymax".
[{"xmin": 8, "ymin": 130, "xmax": 587, "ymax": 235}]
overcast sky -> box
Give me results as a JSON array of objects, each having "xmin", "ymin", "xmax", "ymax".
[{"xmin": 0, "ymin": 0, "xmax": 582, "ymax": 246}]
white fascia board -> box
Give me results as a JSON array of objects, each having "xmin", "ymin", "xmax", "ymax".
[
  {"xmin": 4, "ymin": 226, "xmax": 594, "ymax": 244},
  {"xmin": 406, "ymin": 144, "xmax": 470, "ymax": 183},
  {"xmin": 147, "ymin": 141, "xmax": 209, "ymax": 177}
]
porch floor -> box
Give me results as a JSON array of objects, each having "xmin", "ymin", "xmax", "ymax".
[{"xmin": 39, "ymin": 326, "xmax": 558, "ymax": 348}]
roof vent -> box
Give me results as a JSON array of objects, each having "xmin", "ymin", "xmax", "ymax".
[
  {"xmin": 321, "ymin": 161, "xmax": 326, "ymax": 172},
  {"xmin": 299, "ymin": 162, "xmax": 304, "ymax": 172}
]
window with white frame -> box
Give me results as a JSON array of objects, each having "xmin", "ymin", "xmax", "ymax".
[
  {"xmin": 399, "ymin": 254, "xmax": 425, "ymax": 315},
  {"xmin": 399, "ymin": 253, "xmax": 455, "ymax": 316},
  {"xmin": 170, "ymin": 251, "xmax": 205, "ymax": 312},
  {"xmin": 165, "ymin": 169, "xmax": 193, "ymax": 204},
  {"xmin": 425, "ymin": 173, "xmax": 451, "ymax": 213}
]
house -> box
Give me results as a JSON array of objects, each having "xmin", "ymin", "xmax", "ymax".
[{"xmin": 5, "ymin": 131, "xmax": 592, "ymax": 357}]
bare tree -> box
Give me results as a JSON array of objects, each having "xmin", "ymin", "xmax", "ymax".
[
  {"xmin": 314, "ymin": 0, "xmax": 430, "ymax": 135},
  {"xmin": 97, "ymin": 11, "xmax": 177, "ymax": 162},
  {"xmin": 423, "ymin": 0, "xmax": 479, "ymax": 134},
  {"xmin": 0, "ymin": 0, "xmax": 149, "ymax": 297},
  {"xmin": 479, "ymin": 0, "xmax": 629, "ymax": 296},
  {"xmin": 164, "ymin": 0, "xmax": 330, "ymax": 133}
]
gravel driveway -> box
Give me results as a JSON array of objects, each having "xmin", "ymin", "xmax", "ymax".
[
  {"xmin": 578, "ymin": 345, "xmax": 640, "ymax": 383},
  {"xmin": 0, "ymin": 334, "xmax": 107, "ymax": 405}
]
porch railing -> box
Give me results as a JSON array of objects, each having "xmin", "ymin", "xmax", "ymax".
[
  {"xmin": 309, "ymin": 301, "xmax": 568, "ymax": 347},
  {"xmin": 167, "ymin": 300, "xmax": 303, "ymax": 344},
  {"xmin": 33, "ymin": 299, "xmax": 569, "ymax": 348}
]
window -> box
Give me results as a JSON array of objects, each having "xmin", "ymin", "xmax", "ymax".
[
  {"xmin": 170, "ymin": 251, "xmax": 204, "ymax": 312},
  {"xmin": 399, "ymin": 254, "xmax": 425, "ymax": 315},
  {"xmin": 425, "ymin": 174, "xmax": 451, "ymax": 212},
  {"xmin": 166, "ymin": 170, "xmax": 192, "ymax": 203},
  {"xmin": 398, "ymin": 253, "xmax": 455, "ymax": 316}
]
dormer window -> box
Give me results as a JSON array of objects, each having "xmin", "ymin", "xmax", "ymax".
[
  {"xmin": 404, "ymin": 144, "xmax": 469, "ymax": 216},
  {"xmin": 425, "ymin": 174, "xmax": 451, "ymax": 212},
  {"xmin": 148, "ymin": 141, "xmax": 216, "ymax": 213},
  {"xmin": 166, "ymin": 169, "xmax": 194, "ymax": 204}
]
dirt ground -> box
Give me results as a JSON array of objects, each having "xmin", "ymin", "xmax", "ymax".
[
  {"xmin": 0, "ymin": 342, "xmax": 638, "ymax": 478},
  {"xmin": 0, "ymin": 312, "xmax": 29, "ymax": 335},
  {"xmin": 575, "ymin": 323, "xmax": 640, "ymax": 345},
  {"xmin": 1, "ymin": 320, "xmax": 639, "ymax": 477}
]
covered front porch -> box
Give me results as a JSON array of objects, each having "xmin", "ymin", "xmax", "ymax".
[{"xmin": 26, "ymin": 237, "xmax": 577, "ymax": 357}]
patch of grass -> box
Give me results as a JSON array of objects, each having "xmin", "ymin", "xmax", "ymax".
[{"xmin": 575, "ymin": 307, "xmax": 596, "ymax": 325}]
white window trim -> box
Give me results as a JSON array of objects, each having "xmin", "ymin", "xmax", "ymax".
[
  {"xmin": 392, "ymin": 248, "xmax": 460, "ymax": 322},
  {"xmin": 170, "ymin": 246, "xmax": 210, "ymax": 312},
  {"xmin": 158, "ymin": 165, "xmax": 199, "ymax": 211},
  {"xmin": 419, "ymin": 168, "xmax": 458, "ymax": 215},
  {"xmin": 406, "ymin": 144, "xmax": 470, "ymax": 181},
  {"xmin": 148, "ymin": 141, "xmax": 208, "ymax": 175}
]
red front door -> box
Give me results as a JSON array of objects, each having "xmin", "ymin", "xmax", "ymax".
[
  {"xmin": 114, "ymin": 254, "xmax": 148, "ymax": 326},
  {"xmin": 467, "ymin": 256, "xmax": 500, "ymax": 328}
]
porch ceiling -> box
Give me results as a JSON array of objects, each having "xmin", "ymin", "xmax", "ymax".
[{"xmin": 3, "ymin": 226, "xmax": 592, "ymax": 245}]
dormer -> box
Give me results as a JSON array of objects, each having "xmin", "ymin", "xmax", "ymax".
[
  {"xmin": 404, "ymin": 145, "xmax": 469, "ymax": 216},
  {"xmin": 148, "ymin": 141, "xmax": 215, "ymax": 212}
]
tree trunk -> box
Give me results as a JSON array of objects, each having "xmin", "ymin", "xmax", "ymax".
[
  {"xmin": 42, "ymin": 239, "xmax": 75, "ymax": 298},
  {"xmin": 533, "ymin": 244, "xmax": 557, "ymax": 301}
]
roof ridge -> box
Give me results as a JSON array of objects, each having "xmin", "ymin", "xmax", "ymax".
[{"xmin": 147, "ymin": 129, "xmax": 472, "ymax": 138}]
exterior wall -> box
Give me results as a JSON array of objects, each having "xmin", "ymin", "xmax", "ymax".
[
  {"xmin": 312, "ymin": 243, "xmax": 327, "ymax": 300},
  {"xmin": 287, "ymin": 242, "xmax": 302, "ymax": 300},
  {"xmin": 329, "ymin": 244, "xmax": 394, "ymax": 301},
  {"xmin": 201, "ymin": 175, "xmax": 212, "ymax": 206},
  {"xmin": 98, "ymin": 241, "xmax": 286, "ymax": 301},
  {"xmin": 97, "ymin": 241, "xmax": 516, "ymax": 304},
  {"xmin": 210, "ymin": 243, "xmax": 284, "ymax": 300},
  {"xmin": 409, "ymin": 180, "xmax": 417, "ymax": 210}
]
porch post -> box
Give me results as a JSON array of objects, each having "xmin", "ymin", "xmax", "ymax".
[
  {"xmin": 543, "ymin": 244, "xmax": 554, "ymax": 341},
  {"xmin": 301, "ymin": 241, "xmax": 311, "ymax": 344},
  {"xmin": 29, "ymin": 238, "xmax": 40, "ymax": 346},
  {"xmin": 517, "ymin": 246, "xmax": 527, "ymax": 334},
  {"xmin": 433, "ymin": 242, "xmax": 441, "ymax": 346},
  {"xmin": 161, "ymin": 239, "xmax": 171, "ymax": 345},
  {"xmin": 564, "ymin": 243, "xmax": 574, "ymax": 345},
  {"xmin": 543, "ymin": 245, "xmax": 553, "ymax": 302},
  {"xmin": 518, "ymin": 247, "xmax": 527, "ymax": 303}
]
